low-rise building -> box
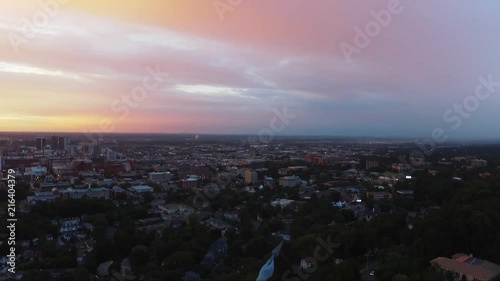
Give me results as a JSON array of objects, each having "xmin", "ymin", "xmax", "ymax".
[
  {"xmin": 149, "ymin": 171, "xmax": 172, "ymax": 183},
  {"xmin": 397, "ymin": 190, "xmax": 414, "ymax": 198},
  {"xmin": 181, "ymin": 178, "xmax": 198, "ymax": 189},
  {"xmin": 271, "ymin": 199, "xmax": 295, "ymax": 207},
  {"xmin": 431, "ymin": 253, "xmax": 500, "ymax": 281},
  {"xmin": 366, "ymin": 191, "xmax": 393, "ymax": 201},
  {"xmin": 470, "ymin": 159, "xmax": 488, "ymax": 168},
  {"xmin": 25, "ymin": 165, "xmax": 48, "ymax": 177},
  {"xmin": 27, "ymin": 192, "xmax": 58, "ymax": 205},
  {"xmin": 279, "ymin": 176, "xmax": 304, "ymax": 187},
  {"xmin": 244, "ymin": 169, "xmax": 258, "ymax": 184},
  {"xmin": 59, "ymin": 187, "xmax": 112, "ymax": 200},
  {"xmin": 130, "ymin": 185, "xmax": 154, "ymax": 194}
]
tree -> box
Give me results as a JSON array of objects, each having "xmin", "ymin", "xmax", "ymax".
[
  {"xmin": 39, "ymin": 270, "xmax": 52, "ymax": 280},
  {"xmin": 92, "ymin": 215, "xmax": 108, "ymax": 241},
  {"xmin": 84, "ymin": 252, "xmax": 98, "ymax": 274},
  {"xmin": 129, "ymin": 247, "xmax": 150, "ymax": 271},
  {"xmin": 150, "ymin": 240, "xmax": 169, "ymax": 261},
  {"xmin": 95, "ymin": 239, "xmax": 115, "ymax": 263},
  {"xmin": 377, "ymin": 199, "xmax": 392, "ymax": 212},
  {"xmin": 244, "ymin": 236, "xmax": 271, "ymax": 258},
  {"xmin": 163, "ymin": 251, "xmax": 196, "ymax": 271},
  {"xmin": 143, "ymin": 192, "xmax": 154, "ymax": 203},
  {"xmin": 40, "ymin": 240, "xmax": 58, "ymax": 258},
  {"xmin": 321, "ymin": 260, "xmax": 361, "ymax": 281},
  {"xmin": 73, "ymin": 267, "xmax": 91, "ymax": 281},
  {"xmin": 392, "ymin": 274, "xmax": 411, "ymax": 281},
  {"xmin": 113, "ymin": 229, "xmax": 134, "ymax": 259},
  {"xmin": 376, "ymin": 247, "xmax": 414, "ymax": 281}
]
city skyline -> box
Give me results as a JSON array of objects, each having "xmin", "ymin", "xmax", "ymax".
[{"xmin": 1, "ymin": 0, "xmax": 500, "ymax": 140}]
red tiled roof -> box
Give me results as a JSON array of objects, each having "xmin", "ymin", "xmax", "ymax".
[
  {"xmin": 432, "ymin": 257, "xmax": 500, "ymax": 281},
  {"xmin": 452, "ymin": 253, "xmax": 470, "ymax": 263}
]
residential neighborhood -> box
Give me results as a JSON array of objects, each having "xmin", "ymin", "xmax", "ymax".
[{"xmin": 1, "ymin": 134, "xmax": 500, "ymax": 280}]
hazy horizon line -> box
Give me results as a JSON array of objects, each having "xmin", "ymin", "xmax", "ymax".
[{"xmin": 1, "ymin": 131, "xmax": 499, "ymax": 143}]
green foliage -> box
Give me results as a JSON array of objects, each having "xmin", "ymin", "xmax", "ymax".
[
  {"xmin": 392, "ymin": 274, "xmax": 410, "ymax": 281},
  {"xmin": 163, "ymin": 251, "xmax": 196, "ymax": 271},
  {"xmin": 21, "ymin": 270, "xmax": 51, "ymax": 280},
  {"xmin": 31, "ymin": 198, "xmax": 115, "ymax": 218},
  {"xmin": 39, "ymin": 240, "xmax": 58, "ymax": 258},
  {"xmin": 11, "ymin": 168, "xmax": 500, "ymax": 281},
  {"xmin": 129, "ymin": 247, "xmax": 150, "ymax": 271},
  {"xmin": 376, "ymin": 246, "xmax": 415, "ymax": 280},
  {"xmin": 244, "ymin": 236, "xmax": 270, "ymax": 258}
]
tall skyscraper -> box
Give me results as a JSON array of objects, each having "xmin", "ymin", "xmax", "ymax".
[
  {"xmin": 51, "ymin": 135, "xmax": 59, "ymax": 149},
  {"xmin": 36, "ymin": 137, "xmax": 46, "ymax": 151},
  {"xmin": 91, "ymin": 143, "xmax": 101, "ymax": 157},
  {"xmin": 58, "ymin": 136, "xmax": 70, "ymax": 151}
]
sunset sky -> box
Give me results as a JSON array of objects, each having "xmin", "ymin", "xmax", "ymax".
[{"xmin": 1, "ymin": 0, "xmax": 500, "ymax": 139}]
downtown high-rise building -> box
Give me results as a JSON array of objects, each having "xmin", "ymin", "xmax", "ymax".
[
  {"xmin": 36, "ymin": 137, "xmax": 46, "ymax": 151},
  {"xmin": 51, "ymin": 135, "xmax": 59, "ymax": 149},
  {"xmin": 58, "ymin": 136, "xmax": 70, "ymax": 151}
]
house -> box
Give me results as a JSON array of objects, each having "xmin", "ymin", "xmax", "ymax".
[
  {"xmin": 479, "ymin": 172, "xmax": 491, "ymax": 178},
  {"xmin": 332, "ymin": 201, "xmax": 348, "ymax": 208},
  {"xmin": 112, "ymin": 185, "xmax": 125, "ymax": 194},
  {"xmin": 397, "ymin": 190, "xmax": 414, "ymax": 199},
  {"xmin": 158, "ymin": 203, "xmax": 194, "ymax": 215},
  {"xmin": 271, "ymin": 199, "xmax": 295, "ymax": 207},
  {"xmin": 366, "ymin": 191, "xmax": 392, "ymax": 201},
  {"xmin": 431, "ymin": 253, "xmax": 500, "ymax": 281},
  {"xmin": 279, "ymin": 176, "xmax": 305, "ymax": 187},
  {"xmin": 204, "ymin": 218, "xmax": 230, "ymax": 230},
  {"xmin": 130, "ymin": 185, "xmax": 154, "ymax": 194}
]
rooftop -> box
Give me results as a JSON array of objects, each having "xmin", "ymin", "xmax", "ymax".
[
  {"xmin": 432, "ymin": 254, "xmax": 500, "ymax": 281},
  {"xmin": 131, "ymin": 185, "xmax": 154, "ymax": 190}
]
